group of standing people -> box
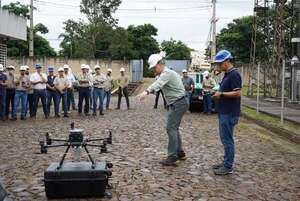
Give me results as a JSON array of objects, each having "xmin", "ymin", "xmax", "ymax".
[{"xmin": 0, "ymin": 63, "xmax": 131, "ymax": 121}]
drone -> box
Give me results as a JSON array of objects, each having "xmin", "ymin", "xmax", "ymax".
[{"xmin": 39, "ymin": 122, "xmax": 113, "ymax": 170}]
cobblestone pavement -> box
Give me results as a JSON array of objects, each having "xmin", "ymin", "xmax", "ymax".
[{"xmin": 0, "ymin": 96, "xmax": 299, "ymax": 201}]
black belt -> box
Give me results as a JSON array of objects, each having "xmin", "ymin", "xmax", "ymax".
[
  {"xmin": 94, "ymin": 87, "xmax": 104, "ymax": 89},
  {"xmin": 168, "ymin": 96, "xmax": 187, "ymax": 107}
]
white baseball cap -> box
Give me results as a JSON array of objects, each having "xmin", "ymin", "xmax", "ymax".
[
  {"xmin": 107, "ymin": 68, "xmax": 112, "ymax": 72},
  {"xmin": 24, "ymin": 65, "xmax": 29, "ymax": 70},
  {"xmin": 20, "ymin": 65, "xmax": 27, "ymax": 71},
  {"xmin": 63, "ymin": 64, "xmax": 69, "ymax": 69},
  {"xmin": 94, "ymin": 65, "xmax": 100, "ymax": 70},
  {"xmin": 7, "ymin": 65, "xmax": 15, "ymax": 70},
  {"xmin": 81, "ymin": 64, "xmax": 88, "ymax": 69},
  {"xmin": 182, "ymin": 69, "xmax": 187, "ymax": 73},
  {"xmin": 148, "ymin": 51, "xmax": 166, "ymax": 69},
  {"xmin": 58, "ymin": 67, "xmax": 64, "ymax": 72},
  {"xmin": 120, "ymin": 67, "xmax": 125, "ymax": 72},
  {"xmin": 0, "ymin": 64, "xmax": 4, "ymax": 71}
]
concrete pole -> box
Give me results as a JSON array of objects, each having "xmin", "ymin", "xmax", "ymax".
[
  {"xmin": 256, "ymin": 62, "xmax": 260, "ymax": 114},
  {"xmin": 29, "ymin": 0, "xmax": 34, "ymax": 57},
  {"xmin": 211, "ymin": 0, "xmax": 217, "ymax": 61},
  {"xmin": 281, "ymin": 60, "xmax": 285, "ymax": 124}
]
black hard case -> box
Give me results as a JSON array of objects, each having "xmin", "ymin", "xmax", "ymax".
[{"xmin": 44, "ymin": 162, "xmax": 110, "ymax": 199}]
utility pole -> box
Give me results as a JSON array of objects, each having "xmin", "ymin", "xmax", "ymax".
[
  {"xmin": 211, "ymin": 0, "xmax": 217, "ymax": 61},
  {"xmin": 29, "ymin": 0, "xmax": 34, "ymax": 57}
]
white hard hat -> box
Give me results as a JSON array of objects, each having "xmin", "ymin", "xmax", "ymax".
[
  {"xmin": 58, "ymin": 67, "xmax": 64, "ymax": 72},
  {"xmin": 182, "ymin": 69, "xmax": 187, "ymax": 73},
  {"xmin": 120, "ymin": 67, "xmax": 125, "ymax": 72},
  {"xmin": 148, "ymin": 51, "xmax": 166, "ymax": 69},
  {"xmin": 24, "ymin": 65, "xmax": 29, "ymax": 70},
  {"xmin": 63, "ymin": 64, "xmax": 69, "ymax": 69},
  {"xmin": 7, "ymin": 65, "xmax": 15, "ymax": 70},
  {"xmin": 0, "ymin": 64, "xmax": 4, "ymax": 71},
  {"xmin": 203, "ymin": 70, "xmax": 210, "ymax": 76},
  {"xmin": 107, "ymin": 68, "xmax": 112, "ymax": 72},
  {"xmin": 20, "ymin": 65, "xmax": 27, "ymax": 71},
  {"xmin": 94, "ymin": 65, "xmax": 100, "ymax": 70},
  {"xmin": 81, "ymin": 64, "xmax": 87, "ymax": 69}
]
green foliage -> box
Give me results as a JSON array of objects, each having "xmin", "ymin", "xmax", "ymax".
[
  {"xmin": 2, "ymin": 2, "xmax": 30, "ymax": 19},
  {"xmin": 80, "ymin": 0, "xmax": 121, "ymax": 25},
  {"xmin": 161, "ymin": 39, "xmax": 191, "ymax": 60}
]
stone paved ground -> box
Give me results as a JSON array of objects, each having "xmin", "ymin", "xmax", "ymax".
[{"xmin": 0, "ymin": 96, "xmax": 299, "ymax": 201}]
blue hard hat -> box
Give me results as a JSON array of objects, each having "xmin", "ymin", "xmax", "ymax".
[
  {"xmin": 214, "ymin": 50, "xmax": 233, "ymax": 63},
  {"xmin": 35, "ymin": 63, "xmax": 43, "ymax": 68},
  {"xmin": 48, "ymin": 66, "xmax": 54, "ymax": 72}
]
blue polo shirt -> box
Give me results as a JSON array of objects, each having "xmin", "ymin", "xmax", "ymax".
[
  {"xmin": 0, "ymin": 73, "xmax": 7, "ymax": 93},
  {"xmin": 216, "ymin": 68, "xmax": 242, "ymax": 116}
]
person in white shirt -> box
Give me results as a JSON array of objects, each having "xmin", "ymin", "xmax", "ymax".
[
  {"xmin": 30, "ymin": 64, "xmax": 48, "ymax": 118},
  {"xmin": 92, "ymin": 65, "xmax": 106, "ymax": 116},
  {"xmin": 63, "ymin": 64, "xmax": 76, "ymax": 111},
  {"xmin": 103, "ymin": 68, "xmax": 113, "ymax": 110},
  {"xmin": 54, "ymin": 67, "xmax": 70, "ymax": 118}
]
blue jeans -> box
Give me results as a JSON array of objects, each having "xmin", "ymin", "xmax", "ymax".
[
  {"xmin": 26, "ymin": 93, "xmax": 34, "ymax": 117},
  {"xmin": 93, "ymin": 88, "xmax": 104, "ymax": 113},
  {"xmin": 218, "ymin": 114, "xmax": 239, "ymax": 169},
  {"xmin": 12, "ymin": 90, "xmax": 28, "ymax": 118},
  {"xmin": 166, "ymin": 97, "xmax": 189, "ymax": 158},
  {"xmin": 0, "ymin": 90, "xmax": 6, "ymax": 120},
  {"xmin": 203, "ymin": 94, "xmax": 212, "ymax": 113},
  {"xmin": 103, "ymin": 90, "xmax": 111, "ymax": 109},
  {"xmin": 58, "ymin": 92, "xmax": 68, "ymax": 115},
  {"xmin": 67, "ymin": 88, "xmax": 76, "ymax": 110},
  {"xmin": 78, "ymin": 87, "xmax": 91, "ymax": 114},
  {"xmin": 185, "ymin": 91, "xmax": 192, "ymax": 106},
  {"xmin": 33, "ymin": 89, "xmax": 48, "ymax": 117},
  {"xmin": 47, "ymin": 90, "xmax": 59, "ymax": 116}
]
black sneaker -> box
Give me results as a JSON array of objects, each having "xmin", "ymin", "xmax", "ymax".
[
  {"xmin": 159, "ymin": 157, "xmax": 178, "ymax": 166},
  {"xmin": 212, "ymin": 163, "xmax": 223, "ymax": 170},
  {"xmin": 63, "ymin": 114, "xmax": 69, "ymax": 118},
  {"xmin": 92, "ymin": 113, "xmax": 97, "ymax": 116},
  {"xmin": 99, "ymin": 111, "xmax": 104, "ymax": 116},
  {"xmin": 178, "ymin": 151, "xmax": 187, "ymax": 160},
  {"xmin": 20, "ymin": 117, "xmax": 26, "ymax": 120},
  {"xmin": 11, "ymin": 117, "xmax": 17, "ymax": 121},
  {"xmin": 213, "ymin": 166, "xmax": 233, "ymax": 175},
  {"xmin": 55, "ymin": 114, "xmax": 60, "ymax": 118}
]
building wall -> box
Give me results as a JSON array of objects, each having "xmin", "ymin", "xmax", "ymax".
[{"xmin": 0, "ymin": 9, "xmax": 27, "ymax": 40}]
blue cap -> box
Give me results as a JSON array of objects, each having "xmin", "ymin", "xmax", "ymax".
[
  {"xmin": 35, "ymin": 63, "xmax": 43, "ymax": 68},
  {"xmin": 214, "ymin": 50, "xmax": 233, "ymax": 63},
  {"xmin": 48, "ymin": 66, "xmax": 54, "ymax": 72}
]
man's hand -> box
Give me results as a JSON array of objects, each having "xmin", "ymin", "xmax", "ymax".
[
  {"xmin": 212, "ymin": 91, "xmax": 221, "ymax": 100},
  {"xmin": 137, "ymin": 91, "xmax": 148, "ymax": 101}
]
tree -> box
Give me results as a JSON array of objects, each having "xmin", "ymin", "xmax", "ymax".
[
  {"xmin": 80, "ymin": 0, "xmax": 121, "ymax": 25},
  {"xmin": 2, "ymin": 2, "xmax": 30, "ymax": 19},
  {"xmin": 127, "ymin": 24, "xmax": 160, "ymax": 77},
  {"xmin": 2, "ymin": 2, "xmax": 56, "ymax": 57},
  {"xmin": 109, "ymin": 27, "xmax": 133, "ymax": 59},
  {"xmin": 161, "ymin": 39, "xmax": 191, "ymax": 60}
]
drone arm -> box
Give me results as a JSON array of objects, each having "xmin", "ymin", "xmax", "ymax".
[{"xmin": 44, "ymin": 143, "xmax": 69, "ymax": 148}]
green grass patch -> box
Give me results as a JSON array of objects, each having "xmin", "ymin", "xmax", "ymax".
[{"xmin": 242, "ymin": 106, "xmax": 300, "ymax": 136}]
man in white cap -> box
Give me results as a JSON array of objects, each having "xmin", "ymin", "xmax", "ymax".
[
  {"xmin": 0, "ymin": 64, "xmax": 7, "ymax": 121},
  {"xmin": 53, "ymin": 67, "xmax": 70, "ymax": 117},
  {"xmin": 5, "ymin": 65, "xmax": 16, "ymax": 119},
  {"xmin": 104, "ymin": 68, "xmax": 113, "ymax": 110},
  {"xmin": 25, "ymin": 66, "xmax": 34, "ymax": 118},
  {"xmin": 77, "ymin": 64, "xmax": 92, "ymax": 116},
  {"xmin": 116, "ymin": 67, "xmax": 130, "ymax": 110},
  {"xmin": 30, "ymin": 64, "xmax": 48, "ymax": 119},
  {"xmin": 202, "ymin": 70, "xmax": 216, "ymax": 114},
  {"xmin": 182, "ymin": 69, "xmax": 194, "ymax": 106},
  {"xmin": 12, "ymin": 66, "xmax": 30, "ymax": 120},
  {"xmin": 63, "ymin": 64, "xmax": 76, "ymax": 111},
  {"xmin": 92, "ymin": 65, "xmax": 106, "ymax": 115},
  {"xmin": 138, "ymin": 52, "xmax": 189, "ymax": 166}
]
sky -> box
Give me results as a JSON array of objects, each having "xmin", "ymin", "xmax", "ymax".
[{"xmin": 2, "ymin": 0, "xmax": 254, "ymax": 53}]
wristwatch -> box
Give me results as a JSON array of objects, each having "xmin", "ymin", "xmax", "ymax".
[{"xmin": 220, "ymin": 92, "xmax": 224, "ymax": 97}]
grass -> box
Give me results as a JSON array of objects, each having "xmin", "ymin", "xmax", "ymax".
[{"xmin": 242, "ymin": 106, "xmax": 300, "ymax": 136}]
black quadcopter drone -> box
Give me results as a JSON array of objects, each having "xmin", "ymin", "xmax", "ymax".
[{"xmin": 39, "ymin": 122, "xmax": 113, "ymax": 169}]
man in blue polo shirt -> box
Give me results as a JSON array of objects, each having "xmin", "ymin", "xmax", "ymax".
[{"xmin": 212, "ymin": 50, "xmax": 242, "ymax": 175}]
